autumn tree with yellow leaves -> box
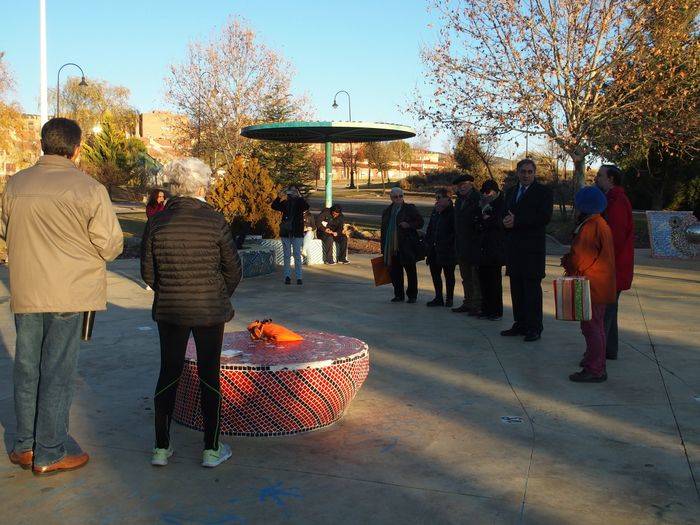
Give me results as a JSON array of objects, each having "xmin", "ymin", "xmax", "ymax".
[{"xmin": 207, "ymin": 156, "xmax": 280, "ymax": 238}]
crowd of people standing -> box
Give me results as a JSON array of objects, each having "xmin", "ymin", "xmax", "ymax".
[{"xmin": 380, "ymin": 158, "xmax": 634, "ymax": 383}]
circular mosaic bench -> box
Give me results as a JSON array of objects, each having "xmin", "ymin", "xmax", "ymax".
[{"xmin": 172, "ymin": 331, "xmax": 370, "ymax": 436}]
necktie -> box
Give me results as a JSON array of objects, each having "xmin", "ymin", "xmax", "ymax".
[{"xmin": 516, "ymin": 185, "xmax": 526, "ymax": 203}]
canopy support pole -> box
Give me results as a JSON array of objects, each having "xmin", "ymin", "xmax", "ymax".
[{"xmin": 324, "ymin": 141, "xmax": 332, "ymax": 208}]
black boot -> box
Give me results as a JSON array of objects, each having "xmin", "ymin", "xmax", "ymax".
[{"xmin": 426, "ymin": 297, "xmax": 444, "ymax": 307}]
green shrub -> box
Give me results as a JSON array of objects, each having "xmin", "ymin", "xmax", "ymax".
[{"xmin": 207, "ymin": 157, "xmax": 280, "ymax": 238}]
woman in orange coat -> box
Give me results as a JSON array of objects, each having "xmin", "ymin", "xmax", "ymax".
[{"xmin": 562, "ymin": 186, "xmax": 616, "ymax": 383}]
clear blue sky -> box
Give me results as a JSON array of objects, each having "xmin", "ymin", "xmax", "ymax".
[{"xmin": 1, "ymin": 0, "xmax": 459, "ymax": 150}]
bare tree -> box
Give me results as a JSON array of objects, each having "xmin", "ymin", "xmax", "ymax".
[
  {"xmin": 387, "ymin": 141, "xmax": 413, "ymax": 179},
  {"xmin": 413, "ymin": 0, "xmax": 699, "ymax": 190},
  {"xmin": 165, "ymin": 17, "xmax": 304, "ymax": 169}
]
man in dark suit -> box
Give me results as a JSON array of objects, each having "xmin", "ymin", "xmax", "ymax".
[{"xmin": 501, "ymin": 159, "xmax": 553, "ymax": 342}]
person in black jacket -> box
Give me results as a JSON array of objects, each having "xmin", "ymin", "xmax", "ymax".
[
  {"xmin": 501, "ymin": 159, "xmax": 553, "ymax": 341},
  {"xmin": 141, "ymin": 166, "xmax": 242, "ymax": 468},
  {"xmin": 476, "ymin": 179, "xmax": 505, "ymax": 320},
  {"xmin": 381, "ymin": 187, "xmax": 424, "ymax": 303},
  {"xmin": 271, "ymin": 186, "xmax": 310, "ymax": 285},
  {"xmin": 452, "ymin": 174, "xmax": 482, "ymax": 315},
  {"xmin": 316, "ymin": 204, "xmax": 349, "ymax": 264},
  {"xmin": 424, "ymin": 188, "xmax": 457, "ymax": 307}
]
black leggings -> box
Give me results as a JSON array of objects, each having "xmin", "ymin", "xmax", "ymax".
[{"xmin": 154, "ymin": 322, "xmax": 224, "ymax": 450}]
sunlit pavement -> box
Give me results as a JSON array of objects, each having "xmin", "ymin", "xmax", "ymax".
[{"xmin": 0, "ymin": 251, "xmax": 698, "ymax": 524}]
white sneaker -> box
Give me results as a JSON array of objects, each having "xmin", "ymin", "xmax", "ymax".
[
  {"xmin": 201, "ymin": 443, "xmax": 232, "ymax": 468},
  {"xmin": 151, "ymin": 446, "xmax": 174, "ymax": 466}
]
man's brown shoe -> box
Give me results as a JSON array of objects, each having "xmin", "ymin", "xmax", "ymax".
[
  {"xmin": 32, "ymin": 452, "xmax": 89, "ymax": 476},
  {"xmin": 9, "ymin": 450, "xmax": 33, "ymax": 470}
]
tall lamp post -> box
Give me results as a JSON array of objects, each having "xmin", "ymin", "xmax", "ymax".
[
  {"xmin": 332, "ymin": 90, "xmax": 356, "ymax": 189},
  {"xmin": 56, "ymin": 63, "xmax": 88, "ymax": 118}
]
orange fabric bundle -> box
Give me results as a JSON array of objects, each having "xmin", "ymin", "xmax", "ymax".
[{"xmin": 247, "ymin": 319, "xmax": 304, "ymax": 342}]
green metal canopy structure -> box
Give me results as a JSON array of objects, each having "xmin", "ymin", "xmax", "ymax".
[{"xmin": 241, "ymin": 120, "xmax": 416, "ymax": 207}]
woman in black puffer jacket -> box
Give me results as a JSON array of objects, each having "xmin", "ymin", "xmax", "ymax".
[{"xmin": 141, "ymin": 168, "xmax": 241, "ymax": 469}]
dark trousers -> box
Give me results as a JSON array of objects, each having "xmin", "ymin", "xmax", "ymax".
[
  {"xmin": 479, "ymin": 265, "xmax": 503, "ymax": 317},
  {"xmin": 604, "ymin": 291, "xmax": 622, "ymax": 358},
  {"xmin": 509, "ymin": 275, "xmax": 543, "ymax": 334},
  {"xmin": 581, "ymin": 304, "xmax": 608, "ymax": 376},
  {"xmin": 429, "ymin": 263, "xmax": 455, "ymax": 302},
  {"xmin": 155, "ymin": 322, "xmax": 224, "ymax": 450},
  {"xmin": 390, "ymin": 254, "xmax": 418, "ymax": 300},
  {"xmin": 322, "ymin": 234, "xmax": 348, "ymax": 263},
  {"xmin": 457, "ymin": 257, "xmax": 481, "ymax": 309}
]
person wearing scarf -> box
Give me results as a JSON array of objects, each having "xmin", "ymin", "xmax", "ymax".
[
  {"xmin": 380, "ymin": 187, "xmax": 424, "ymax": 303},
  {"xmin": 424, "ymin": 188, "xmax": 457, "ymax": 307},
  {"xmin": 561, "ymin": 186, "xmax": 616, "ymax": 383}
]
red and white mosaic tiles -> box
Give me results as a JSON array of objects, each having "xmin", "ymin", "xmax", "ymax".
[{"xmin": 173, "ymin": 331, "xmax": 370, "ymax": 436}]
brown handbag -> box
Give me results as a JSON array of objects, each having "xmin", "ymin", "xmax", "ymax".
[{"xmin": 371, "ymin": 256, "xmax": 392, "ymax": 287}]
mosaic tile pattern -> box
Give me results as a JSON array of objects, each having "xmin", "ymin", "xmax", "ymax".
[
  {"xmin": 646, "ymin": 211, "xmax": 698, "ymax": 259},
  {"xmin": 173, "ymin": 331, "xmax": 370, "ymax": 436},
  {"xmin": 259, "ymin": 238, "xmax": 334, "ymax": 266},
  {"xmin": 238, "ymin": 247, "xmax": 276, "ymax": 278}
]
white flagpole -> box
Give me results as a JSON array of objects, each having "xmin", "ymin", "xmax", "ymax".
[{"xmin": 39, "ymin": 0, "xmax": 48, "ymax": 126}]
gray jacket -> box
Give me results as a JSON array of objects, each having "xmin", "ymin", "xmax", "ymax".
[{"xmin": 0, "ymin": 155, "xmax": 123, "ymax": 313}]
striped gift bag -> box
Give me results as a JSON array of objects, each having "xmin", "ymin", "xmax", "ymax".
[{"xmin": 553, "ymin": 277, "xmax": 592, "ymax": 321}]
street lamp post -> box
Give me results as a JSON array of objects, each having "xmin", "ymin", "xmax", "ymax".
[
  {"xmin": 332, "ymin": 90, "xmax": 356, "ymax": 189},
  {"xmin": 56, "ymin": 63, "xmax": 88, "ymax": 118}
]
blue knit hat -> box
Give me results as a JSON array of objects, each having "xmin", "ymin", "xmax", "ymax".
[{"xmin": 574, "ymin": 186, "xmax": 607, "ymax": 214}]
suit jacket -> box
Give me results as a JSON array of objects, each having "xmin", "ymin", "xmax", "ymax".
[{"xmin": 503, "ymin": 181, "xmax": 553, "ymax": 279}]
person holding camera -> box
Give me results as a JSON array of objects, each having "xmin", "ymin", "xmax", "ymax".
[
  {"xmin": 424, "ymin": 188, "xmax": 457, "ymax": 307},
  {"xmin": 272, "ymin": 186, "xmax": 310, "ymax": 285},
  {"xmin": 476, "ymin": 180, "xmax": 506, "ymax": 320}
]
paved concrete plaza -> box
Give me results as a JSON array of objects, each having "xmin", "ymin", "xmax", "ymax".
[{"xmin": 1, "ymin": 251, "xmax": 699, "ymax": 524}]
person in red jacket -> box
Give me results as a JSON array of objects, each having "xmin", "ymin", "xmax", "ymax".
[
  {"xmin": 595, "ymin": 165, "xmax": 634, "ymax": 360},
  {"xmin": 146, "ymin": 188, "xmax": 167, "ymax": 218},
  {"xmin": 562, "ymin": 186, "xmax": 617, "ymax": 383}
]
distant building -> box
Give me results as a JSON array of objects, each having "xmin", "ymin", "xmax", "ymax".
[
  {"xmin": 311, "ymin": 143, "xmax": 453, "ymax": 183},
  {"xmin": 136, "ymin": 111, "xmax": 187, "ymax": 163}
]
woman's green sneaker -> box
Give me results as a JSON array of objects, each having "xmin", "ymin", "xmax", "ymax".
[
  {"xmin": 151, "ymin": 447, "xmax": 174, "ymax": 466},
  {"xmin": 202, "ymin": 443, "xmax": 232, "ymax": 468}
]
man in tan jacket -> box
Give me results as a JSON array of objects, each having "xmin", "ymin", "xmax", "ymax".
[{"xmin": 0, "ymin": 118, "xmax": 123, "ymax": 475}]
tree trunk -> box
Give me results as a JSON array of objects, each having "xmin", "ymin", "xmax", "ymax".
[{"xmin": 572, "ymin": 156, "xmax": 586, "ymax": 192}]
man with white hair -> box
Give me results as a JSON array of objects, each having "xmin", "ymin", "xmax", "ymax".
[
  {"xmin": 380, "ymin": 187, "xmax": 425, "ymax": 303},
  {"xmin": 141, "ymin": 164, "xmax": 242, "ymax": 468}
]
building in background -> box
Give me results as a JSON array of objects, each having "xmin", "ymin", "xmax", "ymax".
[
  {"xmin": 136, "ymin": 111, "xmax": 186, "ymax": 163},
  {"xmin": 312, "ymin": 143, "xmax": 453, "ymax": 183}
]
